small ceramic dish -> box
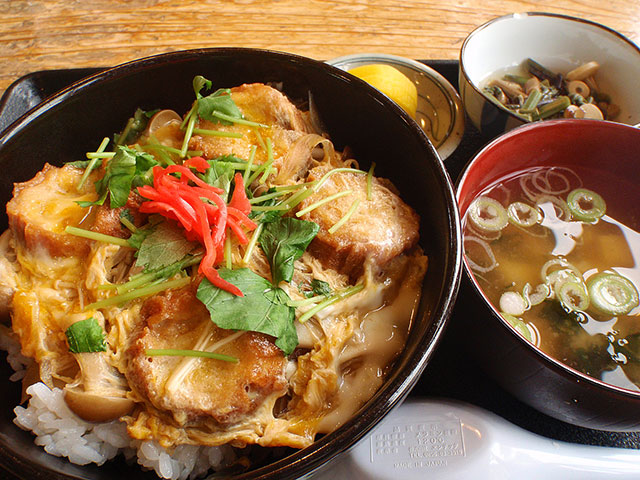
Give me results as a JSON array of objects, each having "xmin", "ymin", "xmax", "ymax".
[
  {"xmin": 327, "ymin": 53, "xmax": 465, "ymax": 160},
  {"xmin": 459, "ymin": 12, "xmax": 640, "ymax": 137}
]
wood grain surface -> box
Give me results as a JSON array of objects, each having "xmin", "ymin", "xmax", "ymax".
[{"xmin": 1, "ymin": 0, "xmax": 639, "ymax": 94}]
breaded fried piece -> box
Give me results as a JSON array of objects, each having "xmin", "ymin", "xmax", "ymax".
[
  {"xmin": 297, "ymin": 165, "xmax": 420, "ymax": 278},
  {"xmin": 126, "ymin": 286, "xmax": 287, "ymax": 426},
  {"xmin": 6, "ymin": 164, "xmax": 99, "ymax": 257},
  {"xmin": 189, "ymin": 83, "xmax": 314, "ymax": 181},
  {"xmin": 90, "ymin": 192, "xmax": 146, "ymax": 239}
]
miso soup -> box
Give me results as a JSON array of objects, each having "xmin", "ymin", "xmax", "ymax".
[{"xmin": 463, "ymin": 166, "xmax": 640, "ymax": 392}]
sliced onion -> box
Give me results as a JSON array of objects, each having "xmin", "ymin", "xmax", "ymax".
[
  {"xmin": 467, "ymin": 196, "xmax": 508, "ymax": 232},
  {"xmin": 587, "ymin": 272, "xmax": 639, "ymax": 315},
  {"xmin": 507, "ymin": 201, "xmax": 542, "ymax": 227},
  {"xmin": 463, "ymin": 235, "xmax": 497, "ymax": 273},
  {"xmin": 275, "ymin": 134, "xmax": 335, "ymax": 183},
  {"xmin": 500, "ymin": 291, "xmax": 527, "ymax": 316},
  {"xmin": 557, "ymin": 281, "xmax": 590, "ymax": 311},
  {"xmin": 567, "ymin": 188, "xmax": 606, "ymax": 222},
  {"xmin": 536, "ymin": 195, "xmax": 572, "ymax": 221},
  {"xmin": 531, "ymin": 168, "xmax": 572, "ymax": 195}
]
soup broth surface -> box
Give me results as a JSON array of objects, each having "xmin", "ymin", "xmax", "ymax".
[{"xmin": 464, "ymin": 166, "xmax": 640, "ymax": 392}]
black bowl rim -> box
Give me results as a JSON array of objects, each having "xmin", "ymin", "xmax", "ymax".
[
  {"xmin": 458, "ymin": 11, "xmax": 640, "ymax": 128},
  {"xmin": 456, "ymin": 118, "xmax": 640, "ymax": 401},
  {"xmin": 0, "ymin": 47, "xmax": 463, "ymax": 480}
]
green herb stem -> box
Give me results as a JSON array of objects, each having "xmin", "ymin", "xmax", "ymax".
[
  {"xmin": 213, "ymin": 111, "xmax": 268, "ymax": 129},
  {"xmin": 120, "ymin": 216, "xmax": 137, "ymax": 233},
  {"xmin": 65, "ymin": 226, "xmax": 131, "ymax": 247},
  {"xmin": 274, "ymin": 181, "xmax": 317, "ymax": 192},
  {"xmin": 259, "ymin": 138, "xmax": 274, "ymax": 183},
  {"xmin": 296, "ymin": 189, "xmax": 353, "ymax": 217},
  {"xmin": 180, "ymin": 103, "xmax": 197, "ymax": 130},
  {"xmin": 79, "ymin": 137, "xmax": 110, "ymax": 189},
  {"xmin": 313, "ymin": 167, "xmax": 367, "ymax": 192},
  {"xmin": 297, "ymin": 284, "xmax": 364, "ymax": 323},
  {"xmin": 86, "ymin": 276, "xmax": 191, "ymax": 310},
  {"xmin": 243, "ymin": 145, "xmax": 257, "ymax": 185},
  {"xmin": 192, "ymin": 128, "xmax": 243, "ymax": 139},
  {"xmin": 249, "ymin": 189, "xmax": 289, "ymax": 205},
  {"xmin": 180, "ymin": 111, "xmax": 198, "ymax": 158},
  {"xmin": 115, "ymin": 255, "xmax": 202, "ymax": 295},
  {"xmin": 253, "ymin": 128, "xmax": 267, "ymax": 152},
  {"xmin": 145, "ymin": 348, "xmax": 239, "ymax": 363},
  {"xmin": 328, "ymin": 198, "xmax": 361, "ymax": 234},
  {"xmin": 224, "ymin": 231, "xmax": 233, "ymax": 270},
  {"xmin": 86, "ymin": 152, "xmax": 115, "ymax": 159},
  {"xmin": 241, "ymin": 222, "xmax": 264, "ymax": 265}
]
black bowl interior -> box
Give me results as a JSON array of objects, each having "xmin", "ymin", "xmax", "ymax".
[{"xmin": 0, "ymin": 48, "xmax": 462, "ymax": 479}]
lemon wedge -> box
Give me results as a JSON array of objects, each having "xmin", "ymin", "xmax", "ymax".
[{"xmin": 348, "ymin": 64, "xmax": 418, "ymax": 118}]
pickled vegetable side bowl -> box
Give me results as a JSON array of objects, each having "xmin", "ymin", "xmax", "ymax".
[
  {"xmin": 456, "ymin": 119, "xmax": 640, "ymax": 432},
  {"xmin": 459, "ymin": 12, "xmax": 640, "ymax": 137}
]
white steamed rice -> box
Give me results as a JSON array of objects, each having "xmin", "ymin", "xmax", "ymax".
[{"xmin": 1, "ymin": 330, "xmax": 236, "ymax": 479}]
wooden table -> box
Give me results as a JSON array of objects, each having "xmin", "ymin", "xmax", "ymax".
[{"xmin": 1, "ymin": 0, "xmax": 639, "ymax": 95}]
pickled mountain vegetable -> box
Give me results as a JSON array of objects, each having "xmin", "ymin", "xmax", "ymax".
[{"xmin": 483, "ymin": 59, "xmax": 619, "ymax": 122}]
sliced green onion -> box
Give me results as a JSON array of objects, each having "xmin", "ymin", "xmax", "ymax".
[
  {"xmin": 500, "ymin": 312, "xmax": 533, "ymax": 343},
  {"xmin": 507, "ymin": 201, "xmax": 542, "ymax": 227},
  {"xmin": 524, "ymin": 283, "xmax": 550, "ymax": 306},
  {"xmin": 328, "ymin": 199, "xmax": 360, "ymax": 234},
  {"xmin": 296, "ymin": 190, "xmax": 353, "ymax": 217},
  {"xmin": 557, "ymin": 281, "xmax": 590, "ymax": 311},
  {"xmin": 86, "ymin": 276, "xmax": 190, "ymax": 310},
  {"xmin": 587, "ymin": 272, "xmax": 639, "ymax": 315},
  {"xmin": 366, "ymin": 162, "xmax": 376, "ymax": 201},
  {"xmin": 145, "ymin": 349, "xmax": 238, "ymax": 363},
  {"xmin": 212, "ymin": 111, "xmax": 269, "ymax": 129},
  {"xmin": 567, "ymin": 188, "xmax": 606, "ymax": 222},
  {"xmin": 192, "ymin": 128, "xmax": 243, "ymax": 138},
  {"xmin": 468, "ymin": 196, "xmax": 508, "ymax": 232},
  {"xmin": 298, "ymin": 284, "xmax": 364, "ymax": 323},
  {"xmin": 65, "ymin": 226, "xmax": 131, "ymax": 247}
]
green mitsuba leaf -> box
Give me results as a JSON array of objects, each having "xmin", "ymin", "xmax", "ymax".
[
  {"xmin": 196, "ymin": 268, "xmax": 298, "ymax": 355},
  {"xmin": 84, "ymin": 145, "xmax": 158, "ymax": 209},
  {"xmin": 197, "ymin": 88, "xmax": 243, "ymax": 125},
  {"xmin": 259, "ymin": 217, "xmax": 320, "ymax": 285},
  {"xmin": 300, "ymin": 279, "xmax": 332, "ymax": 298},
  {"xmin": 65, "ymin": 317, "xmax": 107, "ymax": 354},
  {"xmin": 136, "ymin": 221, "xmax": 198, "ymax": 271},
  {"xmin": 202, "ymin": 161, "xmax": 236, "ymax": 201}
]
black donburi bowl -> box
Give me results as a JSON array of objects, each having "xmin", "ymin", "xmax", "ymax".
[{"xmin": 0, "ymin": 48, "xmax": 462, "ymax": 479}]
